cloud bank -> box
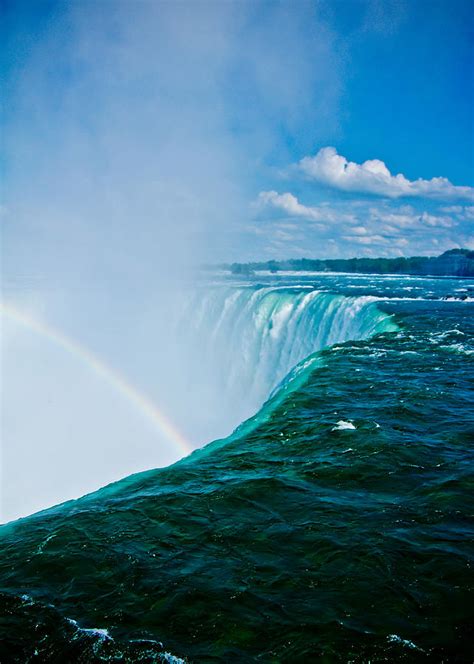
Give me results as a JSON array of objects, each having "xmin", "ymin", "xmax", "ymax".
[
  {"xmin": 254, "ymin": 191, "xmax": 473, "ymax": 259},
  {"xmin": 298, "ymin": 147, "xmax": 474, "ymax": 201}
]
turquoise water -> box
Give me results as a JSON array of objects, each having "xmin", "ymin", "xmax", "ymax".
[{"xmin": 1, "ymin": 274, "xmax": 473, "ymax": 662}]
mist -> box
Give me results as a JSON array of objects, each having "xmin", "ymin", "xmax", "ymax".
[{"xmin": 1, "ymin": 0, "xmax": 344, "ymax": 521}]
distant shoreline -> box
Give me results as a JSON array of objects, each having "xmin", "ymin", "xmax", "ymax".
[
  {"xmin": 217, "ymin": 249, "xmax": 474, "ymax": 278},
  {"xmin": 219, "ymin": 270, "xmax": 474, "ymax": 280}
]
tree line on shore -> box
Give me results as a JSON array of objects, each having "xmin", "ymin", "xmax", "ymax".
[{"xmin": 224, "ymin": 249, "xmax": 474, "ymax": 277}]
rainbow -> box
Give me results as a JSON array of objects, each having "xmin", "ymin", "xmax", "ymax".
[{"xmin": 1, "ymin": 302, "xmax": 193, "ymax": 457}]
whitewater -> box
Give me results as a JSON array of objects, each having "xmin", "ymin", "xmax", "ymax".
[{"xmin": 172, "ymin": 285, "xmax": 397, "ymax": 442}]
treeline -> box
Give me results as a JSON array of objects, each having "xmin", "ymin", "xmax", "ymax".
[{"xmin": 226, "ymin": 249, "xmax": 474, "ymax": 277}]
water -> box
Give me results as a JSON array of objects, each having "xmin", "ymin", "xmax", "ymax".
[
  {"xmin": 174, "ymin": 285, "xmax": 396, "ymax": 441},
  {"xmin": 0, "ymin": 273, "xmax": 473, "ymax": 662}
]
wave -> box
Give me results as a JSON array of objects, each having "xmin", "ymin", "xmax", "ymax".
[{"xmin": 0, "ymin": 591, "xmax": 187, "ymax": 663}]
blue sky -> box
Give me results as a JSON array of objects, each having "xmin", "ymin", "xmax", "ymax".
[
  {"xmin": 2, "ymin": 0, "xmax": 473, "ymax": 268},
  {"xmin": 320, "ymin": 0, "xmax": 473, "ymax": 185}
]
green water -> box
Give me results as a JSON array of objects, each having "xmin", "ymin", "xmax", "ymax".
[{"xmin": 1, "ymin": 277, "xmax": 473, "ymax": 662}]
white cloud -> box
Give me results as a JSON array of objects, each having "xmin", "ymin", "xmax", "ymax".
[
  {"xmin": 253, "ymin": 189, "xmax": 473, "ymax": 259},
  {"xmin": 257, "ymin": 192, "xmax": 457, "ymax": 231},
  {"xmin": 298, "ymin": 147, "xmax": 474, "ymax": 201},
  {"xmin": 351, "ymin": 225, "xmax": 369, "ymax": 235},
  {"xmin": 342, "ymin": 234, "xmax": 388, "ymax": 245},
  {"xmin": 256, "ymin": 191, "xmax": 355, "ymax": 223},
  {"xmin": 369, "ymin": 208, "xmax": 455, "ymax": 229},
  {"xmin": 440, "ymin": 205, "xmax": 474, "ymax": 220}
]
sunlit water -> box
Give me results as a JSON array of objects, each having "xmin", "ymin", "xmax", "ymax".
[{"xmin": 1, "ymin": 273, "xmax": 473, "ymax": 662}]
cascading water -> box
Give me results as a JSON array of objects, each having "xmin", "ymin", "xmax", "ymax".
[{"xmin": 172, "ymin": 286, "xmax": 397, "ymax": 443}]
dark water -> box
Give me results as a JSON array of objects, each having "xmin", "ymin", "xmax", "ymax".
[{"xmin": 1, "ymin": 275, "xmax": 473, "ymax": 662}]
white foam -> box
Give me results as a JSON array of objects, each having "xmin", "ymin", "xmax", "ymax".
[
  {"xmin": 160, "ymin": 653, "xmax": 187, "ymax": 664},
  {"xmin": 81, "ymin": 627, "xmax": 112, "ymax": 640},
  {"xmin": 332, "ymin": 420, "xmax": 356, "ymax": 431},
  {"xmin": 388, "ymin": 634, "xmax": 422, "ymax": 651},
  {"xmin": 442, "ymin": 296, "xmax": 474, "ymax": 302},
  {"xmin": 36, "ymin": 533, "xmax": 55, "ymax": 554},
  {"xmin": 441, "ymin": 343, "xmax": 474, "ymax": 356},
  {"xmin": 66, "ymin": 618, "xmax": 112, "ymax": 641}
]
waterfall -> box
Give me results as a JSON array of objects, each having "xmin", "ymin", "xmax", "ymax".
[{"xmin": 171, "ymin": 286, "xmax": 395, "ymax": 443}]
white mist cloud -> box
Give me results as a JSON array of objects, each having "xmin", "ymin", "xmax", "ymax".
[
  {"xmin": 2, "ymin": 1, "xmax": 349, "ymax": 518},
  {"xmin": 297, "ymin": 147, "xmax": 474, "ymax": 201},
  {"xmin": 1, "ymin": 316, "xmax": 181, "ymax": 522}
]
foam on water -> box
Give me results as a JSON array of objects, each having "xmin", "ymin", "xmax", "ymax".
[
  {"xmin": 388, "ymin": 634, "xmax": 423, "ymax": 651},
  {"xmin": 332, "ymin": 420, "xmax": 357, "ymax": 431},
  {"xmin": 66, "ymin": 619, "xmax": 112, "ymax": 640}
]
